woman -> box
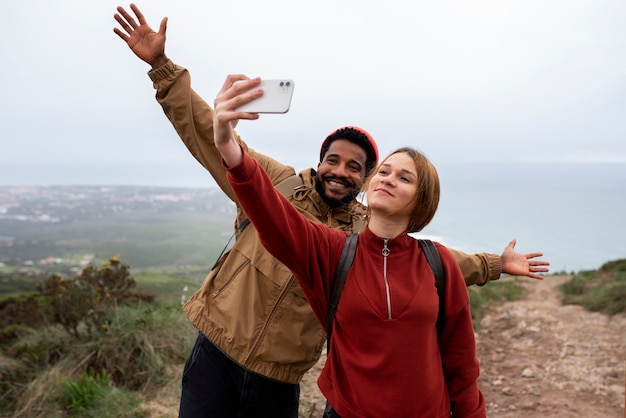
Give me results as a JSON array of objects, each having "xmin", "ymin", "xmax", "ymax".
[{"xmin": 214, "ymin": 75, "xmax": 486, "ymax": 417}]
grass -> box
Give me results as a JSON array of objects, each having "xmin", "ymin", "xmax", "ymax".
[
  {"xmin": 59, "ymin": 370, "xmax": 143, "ymax": 417},
  {"xmin": 3, "ymin": 256, "xmax": 625, "ymax": 417},
  {"xmin": 468, "ymin": 278, "xmax": 527, "ymax": 329},
  {"xmin": 1, "ymin": 301, "xmax": 195, "ymax": 417},
  {"xmin": 0, "ymin": 273, "xmax": 45, "ymax": 297},
  {"xmin": 1, "ymin": 217, "xmax": 230, "ymax": 270},
  {"xmin": 132, "ymin": 271, "xmax": 204, "ymax": 305},
  {"xmin": 559, "ymin": 258, "xmax": 626, "ymax": 315}
]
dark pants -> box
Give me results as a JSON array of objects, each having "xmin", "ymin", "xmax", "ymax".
[
  {"xmin": 323, "ymin": 402, "xmax": 341, "ymax": 418},
  {"xmin": 178, "ymin": 333, "xmax": 300, "ymax": 418}
]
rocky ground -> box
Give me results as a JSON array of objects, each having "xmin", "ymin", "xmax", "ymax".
[{"xmin": 297, "ymin": 275, "xmax": 626, "ymax": 418}]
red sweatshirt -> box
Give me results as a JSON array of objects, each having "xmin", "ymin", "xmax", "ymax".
[{"xmin": 227, "ymin": 152, "xmax": 486, "ymax": 417}]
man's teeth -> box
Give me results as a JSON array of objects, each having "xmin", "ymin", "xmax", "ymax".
[{"xmin": 328, "ymin": 181, "xmax": 346, "ymax": 189}]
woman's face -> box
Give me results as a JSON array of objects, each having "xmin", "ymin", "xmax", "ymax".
[{"xmin": 366, "ymin": 152, "xmax": 417, "ymax": 219}]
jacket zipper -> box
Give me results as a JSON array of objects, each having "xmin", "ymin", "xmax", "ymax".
[
  {"xmin": 247, "ymin": 276, "xmax": 296, "ymax": 362},
  {"xmin": 210, "ymin": 260, "xmax": 249, "ymax": 298},
  {"xmin": 382, "ymin": 238, "xmax": 392, "ymax": 319}
]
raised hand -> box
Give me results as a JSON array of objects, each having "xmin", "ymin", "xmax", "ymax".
[
  {"xmin": 500, "ymin": 238, "xmax": 550, "ymax": 280},
  {"xmin": 213, "ymin": 75, "xmax": 265, "ymax": 167},
  {"xmin": 113, "ymin": 3, "xmax": 168, "ymax": 69}
]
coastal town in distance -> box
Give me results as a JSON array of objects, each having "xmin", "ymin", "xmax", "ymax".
[{"xmin": 0, "ymin": 185, "xmax": 235, "ymax": 272}]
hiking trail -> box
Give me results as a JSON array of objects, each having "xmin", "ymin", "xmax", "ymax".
[{"xmin": 298, "ymin": 275, "xmax": 626, "ymax": 418}]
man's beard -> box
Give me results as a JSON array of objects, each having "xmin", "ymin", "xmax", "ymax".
[{"xmin": 315, "ymin": 175, "xmax": 360, "ymax": 208}]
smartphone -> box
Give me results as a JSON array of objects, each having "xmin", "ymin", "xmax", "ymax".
[{"xmin": 235, "ymin": 79, "xmax": 295, "ymax": 114}]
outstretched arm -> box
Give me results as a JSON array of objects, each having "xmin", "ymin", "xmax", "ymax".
[
  {"xmin": 452, "ymin": 238, "xmax": 550, "ymax": 286},
  {"xmin": 113, "ymin": 3, "xmax": 168, "ymax": 69},
  {"xmin": 113, "ymin": 5, "xmax": 294, "ymax": 203},
  {"xmin": 500, "ymin": 238, "xmax": 549, "ymax": 280}
]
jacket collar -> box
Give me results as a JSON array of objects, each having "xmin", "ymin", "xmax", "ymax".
[{"xmin": 292, "ymin": 168, "xmax": 367, "ymax": 233}]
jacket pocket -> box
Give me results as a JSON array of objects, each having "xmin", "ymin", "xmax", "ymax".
[{"xmin": 210, "ymin": 256, "xmax": 250, "ymax": 298}]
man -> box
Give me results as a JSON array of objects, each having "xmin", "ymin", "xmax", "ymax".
[{"xmin": 113, "ymin": 4, "xmax": 549, "ymax": 417}]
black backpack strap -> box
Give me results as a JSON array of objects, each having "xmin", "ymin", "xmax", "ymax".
[
  {"xmin": 211, "ymin": 174, "xmax": 303, "ymax": 270},
  {"xmin": 323, "ymin": 237, "xmax": 445, "ymax": 416},
  {"xmin": 418, "ymin": 239, "xmax": 446, "ymax": 336},
  {"xmin": 326, "ymin": 233, "xmax": 359, "ymax": 350}
]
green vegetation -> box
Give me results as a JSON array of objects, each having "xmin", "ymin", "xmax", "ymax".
[
  {"xmin": 0, "ymin": 256, "xmax": 532, "ymax": 417},
  {"xmin": 1, "ymin": 217, "xmax": 229, "ymax": 270},
  {"xmin": 133, "ymin": 269, "xmax": 204, "ymax": 305},
  {"xmin": 468, "ymin": 278, "xmax": 527, "ymax": 328},
  {"xmin": 0, "ymin": 185, "xmax": 236, "ymax": 270},
  {"xmin": 2, "ymin": 239, "xmax": 624, "ymax": 417},
  {"xmin": 59, "ymin": 371, "xmax": 142, "ymax": 417},
  {"xmin": 0, "ymin": 258, "xmax": 196, "ymax": 417},
  {"xmin": 559, "ymin": 258, "xmax": 626, "ymax": 315}
]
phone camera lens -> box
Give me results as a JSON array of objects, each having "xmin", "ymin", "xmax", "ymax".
[
  {"xmin": 280, "ymin": 81, "xmax": 285, "ymax": 87},
  {"xmin": 285, "ymin": 81, "xmax": 291, "ymax": 87}
]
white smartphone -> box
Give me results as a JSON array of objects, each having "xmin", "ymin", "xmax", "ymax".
[{"xmin": 235, "ymin": 79, "xmax": 295, "ymax": 114}]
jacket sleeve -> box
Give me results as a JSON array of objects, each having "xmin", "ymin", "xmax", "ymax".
[
  {"xmin": 147, "ymin": 60, "xmax": 295, "ymax": 203},
  {"xmin": 449, "ymin": 248, "xmax": 502, "ymax": 287},
  {"xmin": 437, "ymin": 244, "xmax": 487, "ymax": 417},
  {"xmin": 226, "ymin": 151, "xmax": 344, "ymax": 324}
]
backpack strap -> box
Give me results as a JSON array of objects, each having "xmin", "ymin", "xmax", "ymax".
[
  {"xmin": 235, "ymin": 174, "xmax": 304, "ymax": 234},
  {"xmin": 326, "ymin": 233, "xmax": 359, "ymax": 351},
  {"xmin": 418, "ymin": 239, "xmax": 446, "ymax": 336},
  {"xmin": 326, "ymin": 236, "xmax": 446, "ymax": 351},
  {"xmin": 211, "ymin": 174, "xmax": 303, "ymax": 270},
  {"xmin": 274, "ymin": 173, "xmax": 305, "ymax": 196}
]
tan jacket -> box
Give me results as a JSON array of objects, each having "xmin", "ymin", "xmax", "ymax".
[{"xmin": 148, "ymin": 60, "xmax": 502, "ymax": 384}]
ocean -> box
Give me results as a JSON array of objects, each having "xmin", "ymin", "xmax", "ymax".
[
  {"xmin": 420, "ymin": 162, "xmax": 626, "ymax": 273},
  {"xmin": 2, "ymin": 161, "xmax": 624, "ymax": 273}
]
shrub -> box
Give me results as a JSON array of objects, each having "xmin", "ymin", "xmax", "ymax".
[
  {"xmin": 2, "ymin": 302, "xmax": 194, "ymax": 416},
  {"xmin": 560, "ymin": 259, "xmax": 626, "ymax": 315},
  {"xmin": 86, "ymin": 304, "xmax": 194, "ymax": 390},
  {"xmin": 36, "ymin": 257, "xmax": 156, "ymax": 338},
  {"xmin": 0, "ymin": 295, "xmax": 47, "ymax": 330}
]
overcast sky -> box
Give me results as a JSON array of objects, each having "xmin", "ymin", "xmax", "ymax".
[{"xmin": 1, "ymin": 0, "xmax": 625, "ymax": 187}]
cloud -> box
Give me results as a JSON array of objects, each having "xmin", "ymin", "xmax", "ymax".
[{"xmin": 1, "ymin": 0, "xmax": 625, "ymax": 179}]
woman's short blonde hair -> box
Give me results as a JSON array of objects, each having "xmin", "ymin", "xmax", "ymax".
[{"xmin": 363, "ymin": 147, "xmax": 440, "ymax": 233}]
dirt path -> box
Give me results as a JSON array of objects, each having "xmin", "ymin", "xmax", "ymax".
[{"xmin": 298, "ymin": 275, "xmax": 626, "ymax": 417}]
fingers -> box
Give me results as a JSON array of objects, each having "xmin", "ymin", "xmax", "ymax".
[
  {"xmin": 505, "ymin": 238, "xmax": 517, "ymax": 250},
  {"xmin": 214, "ymin": 75, "xmax": 262, "ymax": 125},
  {"xmin": 113, "ymin": 7, "xmax": 138, "ymax": 41},
  {"xmin": 112, "ymin": 27, "xmax": 129, "ymax": 42},
  {"xmin": 216, "ymin": 75, "xmax": 262, "ymax": 113},
  {"xmin": 115, "ymin": 6, "xmax": 137, "ymax": 30},
  {"xmin": 130, "ymin": 3, "xmax": 146, "ymax": 25},
  {"xmin": 113, "ymin": 12, "xmax": 132, "ymax": 36},
  {"xmin": 219, "ymin": 74, "xmax": 250, "ymax": 93},
  {"xmin": 524, "ymin": 252, "xmax": 544, "ymax": 259},
  {"xmin": 158, "ymin": 17, "xmax": 168, "ymax": 36}
]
